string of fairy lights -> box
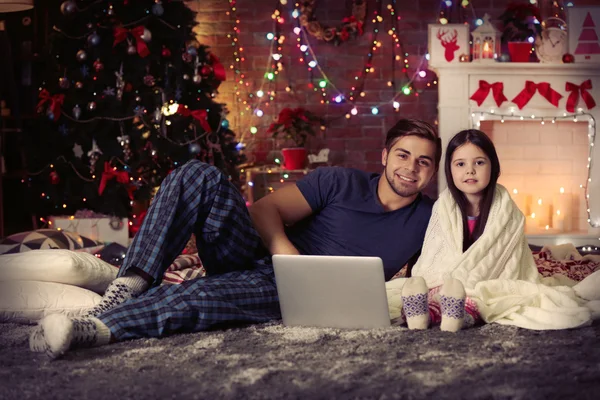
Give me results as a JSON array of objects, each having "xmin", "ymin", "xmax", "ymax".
[
  {"xmin": 470, "ymin": 109, "xmax": 597, "ymax": 229},
  {"xmin": 229, "ymin": 0, "xmax": 453, "ymax": 148}
]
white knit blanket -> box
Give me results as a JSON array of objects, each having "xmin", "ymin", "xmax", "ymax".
[{"xmin": 388, "ymin": 184, "xmax": 593, "ymax": 330}]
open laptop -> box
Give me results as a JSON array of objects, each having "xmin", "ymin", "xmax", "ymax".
[{"xmin": 272, "ymin": 255, "xmax": 391, "ymax": 330}]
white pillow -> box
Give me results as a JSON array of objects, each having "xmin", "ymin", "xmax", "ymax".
[
  {"xmin": 0, "ymin": 249, "xmax": 117, "ymax": 293},
  {"xmin": 0, "ymin": 281, "xmax": 102, "ymax": 324}
]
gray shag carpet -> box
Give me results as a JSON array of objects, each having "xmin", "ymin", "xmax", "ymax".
[{"xmin": 1, "ymin": 321, "xmax": 599, "ymax": 400}]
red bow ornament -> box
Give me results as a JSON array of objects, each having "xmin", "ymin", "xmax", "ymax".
[
  {"xmin": 177, "ymin": 104, "xmax": 212, "ymax": 133},
  {"xmin": 37, "ymin": 89, "xmax": 65, "ymax": 121},
  {"xmin": 113, "ymin": 26, "xmax": 150, "ymax": 57},
  {"xmin": 512, "ymin": 81, "xmax": 563, "ymax": 110},
  {"xmin": 208, "ymin": 53, "xmax": 226, "ymax": 82},
  {"xmin": 565, "ymin": 80, "xmax": 596, "ymax": 113},
  {"xmin": 98, "ymin": 162, "xmax": 132, "ymax": 199},
  {"xmin": 470, "ymin": 81, "xmax": 508, "ymax": 107}
]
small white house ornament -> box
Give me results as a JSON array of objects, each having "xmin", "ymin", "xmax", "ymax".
[{"xmin": 472, "ymin": 13, "xmax": 501, "ymax": 63}]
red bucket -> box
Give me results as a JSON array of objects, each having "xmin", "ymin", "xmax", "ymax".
[
  {"xmin": 507, "ymin": 42, "xmax": 533, "ymax": 62},
  {"xmin": 281, "ymin": 148, "xmax": 307, "ymax": 170}
]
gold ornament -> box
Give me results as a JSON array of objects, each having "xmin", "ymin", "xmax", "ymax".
[{"xmin": 459, "ymin": 54, "xmax": 470, "ymax": 62}]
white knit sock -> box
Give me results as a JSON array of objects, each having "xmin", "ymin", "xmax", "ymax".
[
  {"xmin": 86, "ymin": 271, "xmax": 149, "ymax": 317},
  {"xmin": 401, "ymin": 277, "xmax": 429, "ymax": 330},
  {"xmin": 440, "ymin": 278, "xmax": 466, "ymax": 333},
  {"xmin": 30, "ymin": 314, "xmax": 112, "ymax": 360}
]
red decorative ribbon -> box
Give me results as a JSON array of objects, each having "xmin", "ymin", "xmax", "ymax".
[
  {"xmin": 208, "ymin": 53, "xmax": 226, "ymax": 82},
  {"xmin": 177, "ymin": 104, "xmax": 212, "ymax": 133},
  {"xmin": 565, "ymin": 80, "xmax": 596, "ymax": 113},
  {"xmin": 512, "ymin": 81, "xmax": 563, "ymax": 110},
  {"xmin": 113, "ymin": 26, "xmax": 150, "ymax": 57},
  {"xmin": 37, "ymin": 89, "xmax": 65, "ymax": 121},
  {"xmin": 469, "ymin": 81, "xmax": 508, "ymax": 107},
  {"xmin": 98, "ymin": 162, "xmax": 131, "ymax": 198}
]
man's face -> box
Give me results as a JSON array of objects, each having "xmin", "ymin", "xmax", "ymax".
[{"xmin": 381, "ymin": 135, "xmax": 437, "ymax": 198}]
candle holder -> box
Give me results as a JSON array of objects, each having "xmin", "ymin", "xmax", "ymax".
[{"xmin": 472, "ymin": 13, "xmax": 501, "ymax": 63}]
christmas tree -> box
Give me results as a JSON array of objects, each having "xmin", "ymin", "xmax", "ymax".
[{"xmin": 28, "ymin": 0, "xmax": 245, "ymax": 221}]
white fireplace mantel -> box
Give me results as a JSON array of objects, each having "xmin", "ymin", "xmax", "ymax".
[{"xmin": 432, "ymin": 61, "xmax": 600, "ymax": 245}]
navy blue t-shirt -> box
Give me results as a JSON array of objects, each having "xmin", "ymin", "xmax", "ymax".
[{"xmin": 286, "ymin": 167, "xmax": 434, "ymax": 280}]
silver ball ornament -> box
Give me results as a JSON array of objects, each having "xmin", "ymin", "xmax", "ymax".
[
  {"xmin": 186, "ymin": 46, "xmax": 197, "ymax": 57},
  {"xmin": 498, "ymin": 53, "xmax": 511, "ymax": 63},
  {"xmin": 152, "ymin": 2, "xmax": 164, "ymax": 16},
  {"xmin": 87, "ymin": 32, "xmax": 101, "ymax": 46},
  {"xmin": 135, "ymin": 96, "xmax": 142, "ymax": 102},
  {"xmin": 60, "ymin": 1, "xmax": 77, "ymax": 15},
  {"xmin": 76, "ymin": 49, "xmax": 87, "ymax": 62},
  {"xmin": 183, "ymin": 74, "xmax": 190, "ymax": 80},
  {"xmin": 192, "ymin": 74, "xmax": 202, "ymax": 84}
]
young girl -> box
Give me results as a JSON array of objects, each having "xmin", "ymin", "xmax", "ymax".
[{"xmin": 388, "ymin": 129, "xmax": 599, "ymax": 332}]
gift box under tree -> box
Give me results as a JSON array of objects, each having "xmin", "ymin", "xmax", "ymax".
[{"xmin": 49, "ymin": 212, "xmax": 129, "ymax": 247}]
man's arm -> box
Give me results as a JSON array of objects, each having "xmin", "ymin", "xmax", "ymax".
[{"xmin": 249, "ymin": 184, "xmax": 314, "ymax": 255}]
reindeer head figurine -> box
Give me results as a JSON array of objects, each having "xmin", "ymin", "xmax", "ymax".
[{"xmin": 437, "ymin": 29, "xmax": 460, "ymax": 62}]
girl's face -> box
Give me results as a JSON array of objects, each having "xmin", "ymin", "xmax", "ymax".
[{"xmin": 450, "ymin": 142, "xmax": 491, "ymax": 199}]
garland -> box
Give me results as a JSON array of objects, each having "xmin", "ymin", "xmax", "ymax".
[{"xmin": 299, "ymin": 0, "xmax": 367, "ymax": 44}]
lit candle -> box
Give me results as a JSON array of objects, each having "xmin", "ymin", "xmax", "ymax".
[
  {"xmin": 553, "ymin": 209, "xmax": 565, "ymax": 232},
  {"xmin": 533, "ymin": 198, "xmax": 551, "ymax": 228},
  {"xmin": 483, "ymin": 41, "xmax": 493, "ymax": 59},
  {"xmin": 525, "ymin": 212, "xmax": 538, "ymax": 233},
  {"xmin": 552, "ymin": 187, "xmax": 572, "ymax": 232},
  {"xmin": 524, "ymin": 194, "xmax": 532, "ymax": 218}
]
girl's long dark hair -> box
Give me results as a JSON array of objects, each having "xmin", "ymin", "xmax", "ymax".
[{"xmin": 444, "ymin": 130, "xmax": 501, "ymax": 252}]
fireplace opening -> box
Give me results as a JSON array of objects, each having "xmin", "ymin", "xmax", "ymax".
[{"xmin": 480, "ymin": 120, "xmax": 590, "ymax": 234}]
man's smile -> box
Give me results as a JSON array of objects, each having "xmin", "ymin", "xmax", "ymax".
[{"xmin": 398, "ymin": 174, "xmax": 417, "ymax": 183}]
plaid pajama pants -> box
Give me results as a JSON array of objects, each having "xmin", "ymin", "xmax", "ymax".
[{"xmin": 99, "ymin": 160, "xmax": 281, "ymax": 340}]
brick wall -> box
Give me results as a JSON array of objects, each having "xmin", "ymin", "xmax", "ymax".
[
  {"xmin": 189, "ymin": 0, "xmax": 596, "ymax": 175},
  {"xmin": 483, "ymin": 120, "xmax": 590, "ymax": 232}
]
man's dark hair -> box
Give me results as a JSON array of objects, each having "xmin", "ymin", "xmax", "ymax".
[{"xmin": 384, "ymin": 119, "xmax": 442, "ymax": 170}]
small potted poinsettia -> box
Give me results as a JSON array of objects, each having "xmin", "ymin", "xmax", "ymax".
[
  {"xmin": 499, "ymin": 1, "xmax": 542, "ymax": 62},
  {"xmin": 267, "ymin": 107, "xmax": 324, "ymax": 170}
]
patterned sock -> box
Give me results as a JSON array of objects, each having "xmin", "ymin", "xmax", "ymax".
[
  {"xmin": 440, "ymin": 278, "xmax": 466, "ymax": 333},
  {"xmin": 401, "ymin": 277, "xmax": 430, "ymax": 330},
  {"xmin": 29, "ymin": 314, "xmax": 111, "ymax": 360},
  {"xmin": 86, "ymin": 272, "xmax": 149, "ymax": 318}
]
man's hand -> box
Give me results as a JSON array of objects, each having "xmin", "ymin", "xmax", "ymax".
[{"xmin": 249, "ymin": 184, "xmax": 313, "ymax": 256}]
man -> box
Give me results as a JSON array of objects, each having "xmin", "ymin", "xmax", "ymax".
[{"xmin": 30, "ymin": 119, "xmax": 441, "ymax": 359}]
